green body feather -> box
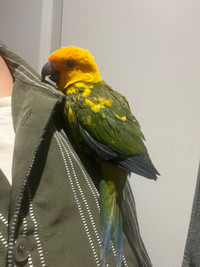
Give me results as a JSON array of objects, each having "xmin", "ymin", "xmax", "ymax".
[{"xmin": 64, "ymin": 81, "xmax": 147, "ymax": 156}]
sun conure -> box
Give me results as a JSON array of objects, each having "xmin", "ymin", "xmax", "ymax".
[{"xmin": 42, "ymin": 46, "xmax": 159, "ymax": 267}]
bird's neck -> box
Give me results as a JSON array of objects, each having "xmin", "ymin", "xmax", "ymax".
[{"xmin": 57, "ymin": 69, "xmax": 102, "ymax": 91}]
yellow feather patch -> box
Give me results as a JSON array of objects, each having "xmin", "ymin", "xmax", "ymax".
[
  {"xmin": 73, "ymin": 96, "xmax": 78, "ymax": 103},
  {"xmin": 84, "ymin": 99, "xmax": 101, "ymax": 113},
  {"xmin": 75, "ymin": 82, "xmax": 93, "ymax": 89},
  {"xmin": 85, "ymin": 98, "xmax": 112, "ymax": 113},
  {"xmin": 73, "ymin": 82, "xmax": 94, "ymax": 98},
  {"xmin": 97, "ymin": 98, "xmax": 112, "ymax": 107},
  {"xmin": 66, "ymin": 101, "xmax": 71, "ymax": 108},
  {"xmin": 82, "ymin": 88, "xmax": 91, "ymax": 97},
  {"xmin": 68, "ymin": 107, "xmax": 75, "ymax": 123},
  {"xmin": 66, "ymin": 86, "xmax": 78, "ymax": 95},
  {"xmin": 115, "ymin": 113, "xmax": 127, "ymax": 121},
  {"xmin": 91, "ymin": 105, "xmax": 102, "ymax": 113},
  {"xmin": 85, "ymin": 99, "xmax": 96, "ymax": 107},
  {"xmin": 74, "ymin": 82, "xmax": 86, "ymax": 88},
  {"xmin": 86, "ymin": 116, "xmax": 92, "ymax": 125}
]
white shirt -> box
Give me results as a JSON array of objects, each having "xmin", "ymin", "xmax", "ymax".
[{"xmin": 0, "ymin": 96, "xmax": 15, "ymax": 184}]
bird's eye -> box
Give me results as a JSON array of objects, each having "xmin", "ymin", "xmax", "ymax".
[{"xmin": 66, "ymin": 59, "xmax": 77, "ymax": 69}]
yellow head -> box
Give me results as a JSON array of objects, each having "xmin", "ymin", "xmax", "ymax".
[{"xmin": 42, "ymin": 46, "xmax": 102, "ymax": 91}]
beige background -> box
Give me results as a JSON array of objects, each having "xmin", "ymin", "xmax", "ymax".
[
  {"xmin": 1, "ymin": 1, "xmax": 200, "ymax": 266},
  {"xmin": 61, "ymin": 1, "xmax": 200, "ymax": 266}
]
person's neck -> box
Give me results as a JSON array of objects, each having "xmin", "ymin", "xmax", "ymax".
[{"xmin": 0, "ymin": 56, "xmax": 13, "ymax": 98}]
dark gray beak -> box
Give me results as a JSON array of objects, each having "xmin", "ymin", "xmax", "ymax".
[{"xmin": 41, "ymin": 61, "xmax": 60, "ymax": 83}]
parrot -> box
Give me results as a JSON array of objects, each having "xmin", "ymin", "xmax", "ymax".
[{"xmin": 41, "ymin": 46, "xmax": 159, "ymax": 267}]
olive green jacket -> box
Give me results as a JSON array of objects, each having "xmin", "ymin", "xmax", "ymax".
[{"xmin": 0, "ymin": 42, "xmax": 152, "ymax": 267}]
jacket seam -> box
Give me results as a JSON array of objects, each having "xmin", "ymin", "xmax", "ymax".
[{"xmin": 27, "ymin": 186, "xmax": 46, "ymax": 267}]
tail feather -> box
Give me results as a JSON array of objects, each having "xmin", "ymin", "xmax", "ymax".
[
  {"xmin": 113, "ymin": 204, "xmax": 123, "ymax": 267},
  {"xmin": 100, "ymin": 180, "xmax": 123, "ymax": 267},
  {"xmin": 100, "ymin": 180, "xmax": 116, "ymax": 266},
  {"xmin": 111, "ymin": 154, "xmax": 160, "ymax": 180}
]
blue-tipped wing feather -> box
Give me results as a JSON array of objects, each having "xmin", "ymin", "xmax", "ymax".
[
  {"xmin": 112, "ymin": 154, "xmax": 159, "ymax": 180},
  {"xmin": 100, "ymin": 180, "xmax": 117, "ymax": 266},
  {"xmin": 113, "ymin": 204, "xmax": 123, "ymax": 267},
  {"xmin": 80, "ymin": 127, "xmax": 159, "ymax": 180}
]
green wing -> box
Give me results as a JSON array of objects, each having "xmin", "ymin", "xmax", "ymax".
[{"xmin": 64, "ymin": 81, "xmax": 147, "ymax": 157}]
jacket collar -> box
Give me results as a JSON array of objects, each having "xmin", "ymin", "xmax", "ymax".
[{"xmin": 0, "ymin": 41, "xmax": 64, "ymax": 129}]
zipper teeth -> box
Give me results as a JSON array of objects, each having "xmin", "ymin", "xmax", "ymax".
[
  {"xmin": 7, "ymin": 135, "xmax": 45, "ymax": 266},
  {"xmin": 27, "ymin": 187, "xmax": 46, "ymax": 267},
  {"xmin": 0, "ymin": 213, "xmax": 8, "ymax": 227},
  {"xmin": 0, "ymin": 232, "xmax": 8, "ymax": 248},
  {"xmin": 23, "ymin": 204, "xmax": 34, "ymax": 267},
  {"xmin": 28, "ymin": 254, "xmax": 34, "ymax": 267},
  {"xmin": 19, "ymin": 209, "xmax": 28, "ymax": 236},
  {"xmin": 7, "ymin": 165, "xmax": 32, "ymax": 266},
  {"xmin": 19, "ymin": 205, "xmax": 34, "ymax": 267}
]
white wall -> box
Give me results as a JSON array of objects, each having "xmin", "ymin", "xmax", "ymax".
[
  {"xmin": 0, "ymin": 0, "xmax": 42, "ymax": 71},
  {"xmin": 61, "ymin": 1, "xmax": 200, "ymax": 267},
  {"xmin": 0, "ymin": 0, "xmax": 62, "ymax": 72}
]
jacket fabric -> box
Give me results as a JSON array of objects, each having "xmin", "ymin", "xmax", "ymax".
[
  {"xmin": 182, "ymin": 164, "xmax": 200, "ymax": 267},
  {"xmin": 0, "ymin": 42, "xmax": 152, "ymax": 267}
]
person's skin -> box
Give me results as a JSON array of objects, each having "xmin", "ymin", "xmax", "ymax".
[{"xmin": 0, "ymin": 56, "xmax": 13, "ymax": 97}]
